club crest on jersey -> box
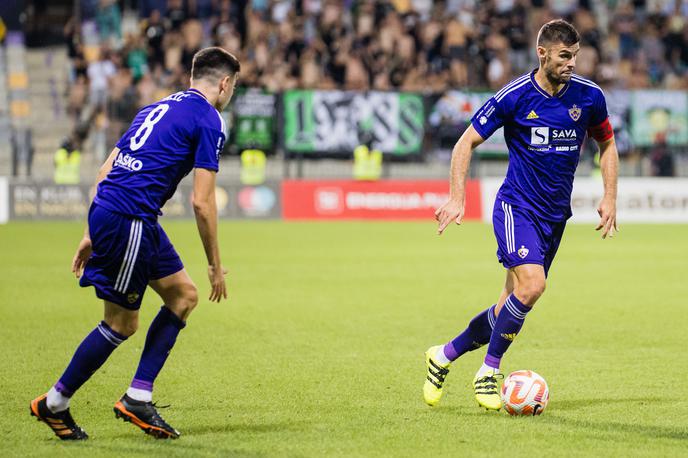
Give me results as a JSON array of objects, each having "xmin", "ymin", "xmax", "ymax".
[
  {"xmin": 568, "ymin": 104, "xmax": 582, "ymax": 121},
  {"xmin": 518, "ymin": 245, "xmax": 529, "ymax": 259}
]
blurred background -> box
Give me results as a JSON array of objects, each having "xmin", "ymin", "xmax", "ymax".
[{"xmin": 0, "ymin": 0, "xmax": 687, "ymax": 222}]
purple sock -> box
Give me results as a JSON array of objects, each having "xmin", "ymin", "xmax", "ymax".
[
  {"xmin": 131, "ymin": 306, "xmax": 186, "ymax": 392},
  {"xmin": 484, "ymin": 294, "xmax": 531, "ymax": 369},
  {"xmin": 443, "ymin": 305, "xmax": 496, "ymax": 361},
  {"xmin": 56, "ymin": 321, "xmax": 128, "ymax": 397}
]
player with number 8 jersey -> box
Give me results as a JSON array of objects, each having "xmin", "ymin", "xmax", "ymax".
[
  {"xmin": 96, "ymin": 87, "xmax": 224, "ymax": 220},
  {"xmin": 30, "ymin": 47, "xmax": 241, "ymax": 441}
]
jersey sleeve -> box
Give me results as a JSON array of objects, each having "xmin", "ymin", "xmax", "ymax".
[
  {"xmin": 587, "ymin": 89, "xmax": 614, "ymax": 142},
  {"xmin": 193, "ymin": 108, "xmax": 226, "ymax": 172},
  {"xmin": 471, "ymin": 95, "xmax": 508, "ymax": 140}
]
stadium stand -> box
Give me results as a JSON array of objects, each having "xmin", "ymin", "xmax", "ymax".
[{"xmin": 2, "ymin": 0, "xmax": 688, "ymax": 180}]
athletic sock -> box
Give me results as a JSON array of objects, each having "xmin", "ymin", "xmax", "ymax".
[
  {"xmin": 475, "ymin": 363, "xmax": 500, "ymax": 379},
  {"xmin": 52, "ymin": 321, "xmax": 128, "ymax": 411},
  {"xmin": 46, "ymin": 386, "xmax": 71, "ymax": 413},
  {"xmin": 484, "ymin": 294, "xmax": 531, "ymax": 370},
  {"xmin": 129, "ymin": 306, "xmax": 186, "ymax": 399},
  {"xmin": 443, "ymin": 304, "xmax": 496, "ymax": 362},
  {"xmin": 126, "ymin": 386, "xmax": 153, "ymax": 403}
]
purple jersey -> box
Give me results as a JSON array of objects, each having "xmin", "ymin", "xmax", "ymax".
[
  {"xmin": 95, "ymin": 89, "xmax": 226, "ymax": 221},
  {"xmin": 472, "ymin": 71, "xmax": 610, "ymax": 221}
]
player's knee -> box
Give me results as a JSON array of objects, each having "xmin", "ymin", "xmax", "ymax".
[
  {"xmin": 518, "ymin": 280, "xmax": 546, "ymax": 305},
  {"xmin": 183, "ymin": 283, "xmax": 199, "ymax": 310},
  {"xmin": 107, "ymin": 316, "xmax": 139, "ymax": 337},
  {"xmin": 171, "ymin": 282, "xmax": 198, "ymax": 318}
]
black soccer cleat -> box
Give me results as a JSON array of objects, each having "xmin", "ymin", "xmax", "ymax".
[
  {"xmin": 30, "ymin": 394, "xmax": 89, "ymax": 440},
  {"xmin": 113, "ymin": 394, "xmax": 180, "ymax": 439}
]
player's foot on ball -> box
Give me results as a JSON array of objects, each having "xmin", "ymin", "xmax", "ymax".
[
  {"xmin": 113, "ymin": 394, "xmax": 180, "ymax": 439},
  {"xmin": 473, "ymin": 371, "xmax": 504, "ymax": 411},
  {"xmin": 423, "ymin": 345, "xmax": 451, "ymax": 406},
  {"xmin": 30, "ymin": 394, "xmax": 89, "ymax": 440}
]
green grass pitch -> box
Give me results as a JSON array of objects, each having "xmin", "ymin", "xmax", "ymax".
[{"xmin": 1, "ymin": 220, "xmax": 686, "ymax": 457}]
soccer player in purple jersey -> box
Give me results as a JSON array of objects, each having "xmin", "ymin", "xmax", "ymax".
[
  {"xmin": 30, "ymin": 47, "xmax": 240, "ymax": 439},
  {"xmin": 423, "ymin": 20, "xmax": 619, "ymax": 411}
]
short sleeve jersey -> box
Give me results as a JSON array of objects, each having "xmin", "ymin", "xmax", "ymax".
[
  {"xmin": 95, "ymin": 89, "xmax": 226, "ymax": 221},
  {"xmin": 471, "ymin": 71, "xmax": 612, "ymax": 221}
]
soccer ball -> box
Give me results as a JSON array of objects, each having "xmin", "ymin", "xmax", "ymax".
[{"xmin": 501, "ymin": 370, "xmax": 549, "ymax": 416}]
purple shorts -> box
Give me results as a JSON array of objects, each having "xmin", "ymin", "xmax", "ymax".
[
  {"xmin": 492, "ymin": 198, "xmax": 566, "ymax": 277},
  {"xmin": 80, "ymin": 203, "xmax": 184, "ymax": 309}
]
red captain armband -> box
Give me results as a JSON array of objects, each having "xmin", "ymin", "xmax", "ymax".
[{"xmin": 588, "ymin": 117, "xmax": 614, "ymax": 142}]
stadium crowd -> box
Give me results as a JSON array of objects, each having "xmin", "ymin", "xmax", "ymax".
[{"xmin": 61, "ymin": 0, "xmax": 688, "ymax": 159}]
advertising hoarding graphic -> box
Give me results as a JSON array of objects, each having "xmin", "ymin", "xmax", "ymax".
[
  {"xmin": 481, "ymin": 178, "xmax": 688, "ymax": 223},
  {"xmin": 428, "ymin": 91, "xmax": 508, "ymax": 157},
  {"xmin": 570, "ymin": 178, "xmax": 688, "ymax": 223},
  {"xmin": 282, "ymin": 180, "xmax": 482, "ymax": 220},
  {"xmin": 238, "ymin": 186, "xmax": 278, "ymax": 217},
  {"xmin": 231, "ymin": 88, "xmax": 276, "ymax": 149},
  {"xmin": 283, "ymin": 91, "xmax": 424, "ymax": 155},
  {"xmin": 0, "ymin": 177, "xmax": 8, "ymax": 224},
  {"xmin": 631, "ymin": 90, "xmax": 688, "ymax": 146},
  {"xmin": 9, "ymin": 183, "xmax": 281, "ymax": 220}
]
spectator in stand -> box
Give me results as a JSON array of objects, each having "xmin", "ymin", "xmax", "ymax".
[{"xmin": 87, "ymin": 47, "xmax": 116, "ymax": 110}]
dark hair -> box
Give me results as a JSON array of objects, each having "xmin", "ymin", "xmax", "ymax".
[
  {"xmin": 191, "ymin": 47, "xmax": 241, "ymax": 81},
  {"xmin": 537, "ymin": 19, "xmax": 580, "ymax": 47}
]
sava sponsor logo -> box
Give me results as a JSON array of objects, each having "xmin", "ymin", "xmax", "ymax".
[
  {"xmin": 115, "ymin": 153, "xmax": 143, "ymax": 171},
  {"xmin": 530, "ymin": 127, "xmax": 577, "ymax": 145},
  {"xmin": 530, "ymin": 127, "xmax": 549, "ymax": 145}
]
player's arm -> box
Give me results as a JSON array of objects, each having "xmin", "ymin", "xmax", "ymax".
[
  {"xmin": 192, "ymin": 167, "xmax": 227, "ymax": 302},
  {"xmin": 595, "ymin": 136, "xmax": 619, "ymax": 239},
  {"xmin": 72, "ymin": 147, "xmax": 119, "ymax": 278},
  {"xmin": 435, "ymin": 125, "xmax": 485, "ymax": 234}
]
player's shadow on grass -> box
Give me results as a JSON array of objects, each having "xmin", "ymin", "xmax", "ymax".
[
  {"xmin": 106, "ymin": 420, "xmax": 306, "ymax": 440},
  {"xmin": 183, "ymin": 420, "xmax": 308, "ymax": 436},
  {"xmin": 547, "ymin": 397, "xmax": 688, "ymax": 442},
  {"xmin": 552, "ymin": 396, "xmax": 666, "ymax": 411},
  {"xmin": 425, "ymin": 405, "xmax": 494, "ymax": 418},
  {"xmin": 87, "ymin": 441, "xmax": 265, "ymax": 457}
]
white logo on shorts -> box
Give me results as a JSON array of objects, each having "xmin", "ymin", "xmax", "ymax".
[{"xmin": 518, "ymin": 245, "xmax": 529, "ymax": 259}]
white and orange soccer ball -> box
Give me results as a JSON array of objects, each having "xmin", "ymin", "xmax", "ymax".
[{"xmin": 501, "ymin": 370, "xmax": 549, "ymax": 416}]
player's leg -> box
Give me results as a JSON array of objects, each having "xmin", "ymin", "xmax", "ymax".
[
  {"xmin": 31, "ymin": 204, "xmax": 146, "ymax": 440},
  {"xmin": 474, "ymin": 264, "xmax": 546, "ymax": 410},
  {"xmin": 483, "ymin": 263, "xmax": 545, "ymax": 371},
  {"xmin": 481, "ymin": 217, "xmax": 566, "ymax": 376},
  {"xmin": 114, "ymin": 225, "xmax": 189, "ymax": 439},
  {"xmin": 31, "ymin": 301, "xmax": 138, "ymax": 440},
  {"xmin": 423, "ymin": 199, "xmax": 520, "ymax": 407},
  {"xmin": 473, "ymin": 200, "xmax": 548, "ymax": 410},
  {"xmin": 129, "ymin": 269, "xmax": 196, "ymax": 400}
]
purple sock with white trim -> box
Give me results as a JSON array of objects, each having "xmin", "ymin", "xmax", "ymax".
[
  {"xmin": 443, "ymin": 304, "xmax": 496, "ymax": 361},
  {"xmin": 56, "ymin": 321, "xmax": 128, "ymax": 397},
  {"xmin": 484, "ymin": 294, "xmax": 531, "ymax": 369},
  {"xmin": 129, "ymin": 306, "xmax": 186, "ymax": 397}
]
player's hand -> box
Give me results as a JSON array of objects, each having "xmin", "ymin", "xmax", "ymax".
[
  {"xmin": 207, "ymin": 265, "xmax": 228, "ymax": 302},
  {"xmin": 435, "ymin": 198, "xmax": 464, "ymax": 235},
  {"xmin": 71, "ymin": 237, "xmax": 92, "ymax": 278},
  {"xmin": 595, "ymin": 196, "xmax": 618, "ymax": 239}
]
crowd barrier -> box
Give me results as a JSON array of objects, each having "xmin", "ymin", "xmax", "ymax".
[{"xmin": 2, "ymin": 178, "xmax": 687, "ymax": 223}]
